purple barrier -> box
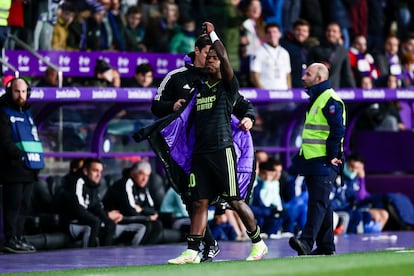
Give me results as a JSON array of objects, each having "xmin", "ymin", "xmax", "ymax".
[
  {"xmin": 366, "ymin": 175, "xmax": 414, "ymax": 203},
  {"xmin": 353, "ymin": 131, "xmax": 414, "ymax": 174},
  {"xmin": 1, "ymin": 87, "xmax": 414, "ymax": 102},
  {"xmin": 3, "ymin": 50, "xmax": 186, "ymax": 78}
]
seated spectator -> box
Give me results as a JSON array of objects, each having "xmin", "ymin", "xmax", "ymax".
[
  {"xmin": 348, "ymin": 35, "xmax": 380, "ymax": 86},
  {"xmin": 240, "ymin": 0, "xmax": 265, "ymax": 59},
  {"xmin": 280, "ymin": 166, "xmax": 308, "ymax": 236},
  {"xmin": 331, "ymin": 154, "xmax": 389, "ymax": 234},
  {"xmin": 357, "ymin": 75, "xmax": 406, "ymax": 131},
  {"xmin": 281, "ymin": 18, "xmax": 313, "ymax": 88},
  {"xmin": 51, "ymin": 2, "xmax": 77, "ymax": 50},
  {"xmin": 143, "ymin": 1, "xmax": 180, "ymax": 52},
  {"xmin": 169, "ymin": 17, "xmax": 197, "ymax": 54},
  {"xmin": 85, "ymin": 59, "xmax": 117, "ymax": 87},
  {"xmin": 123, "ymin": 5, "xmax": 147, "ymax": 52},
  {"xmin": 56, "ymin": 158, "xmax": 116, "ymax": 247},
  {"xmin": 33, "ymin": 66, "xmax": 65, "ymax": 87},
  {"xmin": 112, "ymin": 68, "xmax": 121, "ymax": 88},
  {"xmin": 250, "ymin": 159, "xmax": 286, "ymax": 238},
  {"xmin": 308, "ymin": 22, "xmax": 356, "ymax": 88},
  {"xmin": 360, "ymin": 75, "xmax": 374, "ymax": 89},
  {"xmin": 102, "ymin": 160, "xmax": 164, "ymax": 245},
  {"xmin": 62, "ymin": 158, "xmax": 84, "ymax": 187},
  {"xmin": 373, "ymin": 35, "xmax": 403, "ymax": 85},
  {"xmin": 209, "ymin": 201, "xmax": 243, "ymax": 241},
  {"xmin": 122, "ymin": 63, "xmax": 154, "ymax": 88},
  {"xmin": 401, "ymin": 52, "xmax": 414, "ymax": 88},
  {"xmin": 85, "ymin": 3, "xmax": 109, "ymax": 51},
  {"xmin": 160, "ymin": 187, "xmax": 190, "ymax": 234},
  {"xmin": 66, "ymin": 3, "xmax": 90, "ymax": 50},
  {"xmin": 105, "ymin": 0, "xmax": 126, "ymax": 51}
]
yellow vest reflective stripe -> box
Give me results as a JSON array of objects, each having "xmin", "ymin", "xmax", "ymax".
[
  {"xmin": 0, "ymin": 0, "xmax": 11, "ymax": 26},
  {"xmin": 300, "ymin": 89, "xmax": 346, "ymax": 159}
]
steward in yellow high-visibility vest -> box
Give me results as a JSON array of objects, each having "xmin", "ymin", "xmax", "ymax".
[
  {"xmin": 301, "ymin": 88, "xmax": 346, "ymax": 160},
  {"xmin": 289, "ymin": 63, "xmax": 346, "ymax": 257},
  {"xmin": 292, "ymin": 65, "xmax": 346, "ymax": 176}
]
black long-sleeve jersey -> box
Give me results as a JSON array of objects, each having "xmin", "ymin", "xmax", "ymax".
[{"xmin": 152, "ymin": 62, "xmax": 256, "ymax": 122}]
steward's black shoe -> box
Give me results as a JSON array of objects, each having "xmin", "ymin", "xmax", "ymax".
[
  {"xmin": 2, "ymin": 237, "xmax": 34, "ymax": 254},
  {"xmin": 201, "ymin": 241, "xmax": 220, "ymax": 262},
  {"xmin": 310, "ymin": 248, "xmax": 335, "ymax": 255},
  {"xmin": 289, "ymin": 237, "xmax": 311, "ymax": 256},
  {"xmin": 18, "ymin": 237, "xmax": 36, "ymax": 253}
]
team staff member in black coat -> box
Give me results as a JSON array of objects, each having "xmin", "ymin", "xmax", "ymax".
[
  {"xmin": 103, "ymin": 161, "xmax": 164, "ymax": 245},
  {"xmin": 152, "ymin": 34, "xmax": 256, "ymax": 262},
  {"xmin": 289, "ymin": 63, "xmax": 346, "ymax": 256},
  {"xmin": 0, "ymin": 78, "xmax": 44, "ymax": 254},
  {"xmin": 58, "ymin": 158, "xmax": 116, "ymax": 247}
]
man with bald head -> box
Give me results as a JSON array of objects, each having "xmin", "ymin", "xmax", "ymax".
[{"xmin": 289, "ymin": 63, "xmax": 346, "ymax": 256}]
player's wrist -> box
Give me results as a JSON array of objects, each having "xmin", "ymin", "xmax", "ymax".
[{"xmin": 209, "ymin": 31, "xmax": 219, "ymax": 43}]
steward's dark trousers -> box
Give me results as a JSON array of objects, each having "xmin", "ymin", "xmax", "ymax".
[
  {"xmin": 301, "ymin": 170, "xmax": 337, "ymax": 251},
  {"xmin": 2, "ymin": 181, "xmax": 33, "ymax": 240}
]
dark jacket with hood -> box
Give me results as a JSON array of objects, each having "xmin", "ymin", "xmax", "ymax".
[
  {"xmin": 0, "ymin": 93, "xmax": 40, "ymax": 183},
  {"xmin": 58, "ymin": 170, "xmax": 111, "ymax": 225},
  {"xmin": 103, "ymin": 173, "xmax": 157, "ymax": 221},
  {"xmin": 308, "ymin": 38, "xmax": 356, "ymax": 88}
]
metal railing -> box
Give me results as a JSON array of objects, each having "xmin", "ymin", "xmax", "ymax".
[
  {"xmin": 0, "ymin": 55, "xmax": 19, "ymax": 78},
  {"xmin": 4, "ymin": 34, "xmax": 63, "ymax": 88}
]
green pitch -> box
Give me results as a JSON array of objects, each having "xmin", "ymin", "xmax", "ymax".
[{"xmin": 6, "ymin": 249, "xmax": 414, "ymax": 276}]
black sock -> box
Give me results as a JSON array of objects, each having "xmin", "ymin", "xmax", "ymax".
[
  {"xmin": 203, "ymin": 225, "xmax": 215, "ymax": 246},
  {"xmin": 247, "ymin": 225, "xmax": 262, "ymax": 243},
  {"xmin": 187, "ymin": 235, "xmax": 203, "ymax": 251}
]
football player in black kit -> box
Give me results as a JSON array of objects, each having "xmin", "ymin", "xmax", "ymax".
[
  {"xmin": 168, "ymin": 21, "xmax": 268, "ymax": 264},
  {"xmin": 153, "ymin": 32, "xmax": 256, "ymax": 262}
]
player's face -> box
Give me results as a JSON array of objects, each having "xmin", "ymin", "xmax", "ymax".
[{"xmin": 205, "ymin": 49, "xmax": 220, "ymax": 73}]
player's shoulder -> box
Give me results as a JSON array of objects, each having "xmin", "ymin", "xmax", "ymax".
[{"xmin": 166, "ymin": 66, "xmax": 189, "ymax": 78}]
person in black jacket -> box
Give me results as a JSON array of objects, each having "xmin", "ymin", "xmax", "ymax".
[
  {"xmin": 0, "ymin": 78, "xmax": 44, "ymax": 253},
  {"xmin": 58, "ymin": 158, "xmax": 116, "ymax": 247},
  {"xmin": 152, "ymin": 33, "xmax": 256, "ymax": 262},
  {"xmin": 308, "ymin": 22, "xmax": 356, "ymax": 88},
  {"xmin": 102, "ymin": 160, "xmax": 164, "ymax": 245}
]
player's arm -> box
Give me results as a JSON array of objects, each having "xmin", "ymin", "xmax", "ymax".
[{"xmin": 203, "ymin": 21, "xmax": 234, "ymax": 81}]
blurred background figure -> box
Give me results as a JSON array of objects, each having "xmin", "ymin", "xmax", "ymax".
[
  {"xmin": 123, "ymin": 63, "xmax": 154, "ymax": 88},
  {"xmin": 169, "ymin": 17, "xmax": 196, "ymax": 54},
  {"xmin": 51, "ymin": 1, "xmax": 77, "ymax": 50},
  {"xmin": 123, "ymin": 5, "xmax": 147, "ymax": 52}
]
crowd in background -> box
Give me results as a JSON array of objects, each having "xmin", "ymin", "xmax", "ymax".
[
  {"xmin": 1, "ymin": 0, "xmax": 413, "ymax": 135},
  {"xmin": 2, "ymin": 0, "xmax": 414, "ymax": 90}
]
